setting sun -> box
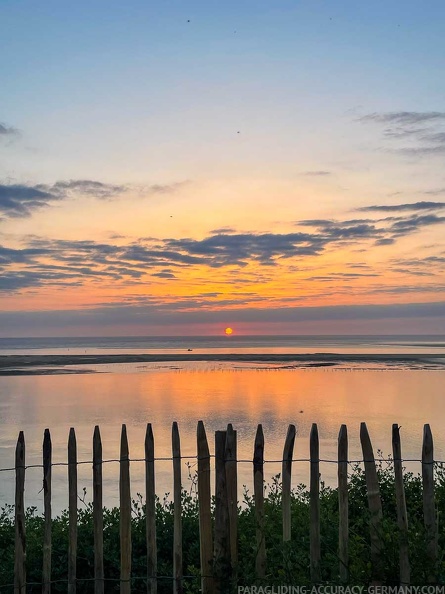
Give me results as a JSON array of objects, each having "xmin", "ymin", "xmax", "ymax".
[{"xmin": 224, "ymin": 327, "xmax": 233, "ymax": 336}]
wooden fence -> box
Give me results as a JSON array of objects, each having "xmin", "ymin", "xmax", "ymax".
[{"xmin": 7, "ymin": 421, "xmax": 441, "ymax": 592}]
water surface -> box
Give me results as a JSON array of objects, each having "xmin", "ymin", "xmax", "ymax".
[{"xmin": 0, "ymin": 362, "xmax": 444, "ymax": 512}]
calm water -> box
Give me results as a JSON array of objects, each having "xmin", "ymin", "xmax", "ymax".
[
  {"xmin": 1, "ymin": 334, "xmax": 445, "ymax": 355},
  {"xmin": 0, "ymin": 335, "xmax": 444, "ymax": 512}
]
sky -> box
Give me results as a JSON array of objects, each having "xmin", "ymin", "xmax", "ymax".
[{"xmin": 1, "ymin": 0, "xmax": 445, "ymax": 336}]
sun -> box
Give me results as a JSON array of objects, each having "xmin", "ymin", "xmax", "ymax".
[{"xmin": 224, "ymin": 327, "xmax": 233, "ymax": 336}]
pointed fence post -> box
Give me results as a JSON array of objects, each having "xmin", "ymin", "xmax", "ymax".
[
  {"xmin": 338, "ymin": 424, "xmax": 348, "ymax": 583},
  {"xmin": 392, "ymin": 424, "xmax": 410, "ymax": 586},
  {"xmin": 120, "ymin": 424, "xmax": 131, "ymax": 593},
  {"xmin": 422, "ymin": 424, "xmax": 437, "ymax": 582},
  {"xmin": 310, "ymin": 423, "xmax": 321, "ymax": 583},
  {"xmin": 14, "ymin": 431, "xmax": 26, "ymax": 594},
  {"xmin": 172, "ymin": 422, "xmax": 183, "ymax": 594},
  {"xmin": 214, "ymin": 430, "xmax": 230, "ymax": 591},
  {"xmin": 93, "ymin": 426, "xmax": 104, "ymax": 594},
  {"xmin": 197, "ymin": 421, "xmax": 213, "ymax": 594},
  {"xmin": 43, "ymin": 428, "xmax": 52, "ymax": 594},
  {"xmin": 68, "ymin": 428, "xmax": 78, "ymax": 594},
  {"xmin": 282, "ymin": 424, "xmax": 296, "ymax": 542},
  {"xmin": 360, "ymin": 422, "xmax": 384, "ymax": 585},
  {"xmin": 225, "ymin": 424, "xmax": 237, "ymax": 575},
  {"xmin": 253, "ymin": 424, "xmax": 266, "ymax": 580},
  {"xmin": 145, "ymin": 424, "xmax": 157, "ymax": 594}
]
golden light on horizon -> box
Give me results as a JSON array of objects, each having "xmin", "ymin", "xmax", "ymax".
[{"xmin": 225, "ymin": 327, "xmax": 233, "ymax": 336}]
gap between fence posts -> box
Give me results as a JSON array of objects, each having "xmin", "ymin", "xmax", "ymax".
[
  {"xmin": 392, "ymin": 424, "xmax": 410, "ymax": 586},
  {"xmin": 360, "ymin": 422, "xmax": 384, "ymax": 586}
]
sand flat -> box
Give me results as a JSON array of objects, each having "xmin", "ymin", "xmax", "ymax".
[{"xmin": 0, "ymin": 352, "xmax": 444, "ymax": 375}]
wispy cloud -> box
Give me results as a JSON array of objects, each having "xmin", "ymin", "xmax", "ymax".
[
  {"xmin": 0, "ymin": 122, "xmax": 20, "ymax": 138},
  {"xmin": 358, "ymin": 111, "xmax": 445, "ymax": 157},
  {"xmin": 0, "ymin": 179, "xmax": 185, "ymax": 219},
  {"xmin": 422, "ymin": 189, "xmax": 445, "ymax": 196},
  {"xmin": 357, "ymin": 201, "xmax": 445, "ymax": 213},
  {"xmin": 358, "ymin": 112, "xmax": 445, "ymax": 125},
  {"xmin": 48, "ymin": 180, "xmax": 127, "ymax": 200},
  {"xmin": 301, "ymin": 170, "xmax": 332, "ymax": 176}
]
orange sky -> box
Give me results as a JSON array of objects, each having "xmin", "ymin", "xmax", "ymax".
[{"xmin": 1, "ymin": 2, "xmax": 445, "ymax": 335}]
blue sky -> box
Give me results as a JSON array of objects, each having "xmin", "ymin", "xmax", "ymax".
[{"xmin": 1, "ymin": 1, "xmax": 445, "ymax": 335}]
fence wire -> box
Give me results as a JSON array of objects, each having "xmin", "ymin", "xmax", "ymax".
[{"xmin": 0, "ymin": 455, "xmax": 440, "ymax": 473}]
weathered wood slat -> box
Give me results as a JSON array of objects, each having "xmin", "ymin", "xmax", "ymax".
[
  {"xmin": 197, "ymin": 421, "xmax": 213, "ymax": 594},
  {"xmin": 338, "ymin": 424, "xmax": 348, "ymax": 583},
  {"xmin": 422, "ymin": 424, "xmax": 437, "ymax": 582},
  {"xmin": 68, "ymin": 428, "xmax": 78, "ymax": 594},
  {"xmin": 310, "ymin": 423, "xmax": 321, "ymax": 583},
  {"xmin": 43, "ymin": 428, "xmax": 52, "ymax": 594},
  {"xmin": 253, "ymin": 424, "xmax": 266, "ymax": 579},
  {"xmin": 145, "ymin": 423, "xmax": 157, "ymax": 594},
  {"xmin": 392, "ymin": 424, "xmax": 410, "ymax": 586},
  {"xmin": 120, "ymin": 424, "xmax": 132, "ymax": 593},
  {"xmin": 93, "ymin": 426, "xmax": 104, "ymax": 594},
  {"xmin": 14, "ymin": 431, "xmax": 26, "ymax": 594},
  {"xmin": 214, "ymin": 430, "xmax": 230, "ymax": 591},
  {"xmin": 282, "ymin": 424, "xmax": 296, "ymax": 542},
  {"xmin": 360, "ymin": 422, "xmax": 384, "ymax": 585},
  {"xmin": 225, "ymin": 424, "xmax": 237, "ymax": 573},
  {"xmin": 172, "ymin": 422, "xmax": 183, "ymax": 594}
]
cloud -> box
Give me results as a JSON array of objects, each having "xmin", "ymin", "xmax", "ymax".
[
  {"xmin": 301, "ymin": 171, "xmax": 332, "ymax": 176},
  {"xmin": 358, "ymin": 112, "xmax": 445, "ymax": 125},
  {"xmin": 387, "ymin": 214, "xmax": 445, "ymax": 235},
  {"xmin": 389, "ymin": 254, "xmax": 445, "ymax": 277},
  {"xmin": 1, "ymin": 201, "xmax": 445, "ymax": 293},
  {"xmin": 397, "ymin": 145, "xmax": 445, "ymax": 156},
  {"xmin": 1, "ymin": 301, "xmax": 444, "ymax": 335},
  {"xmin": 49, "ymin": 179, "xmax": 127, "ymax": 200},
  {"xmin": 152, "ymin": 270, "xmax": 177, "ymax": 279},
  {"xmin": 357, "ymin": 201, "xmax": 445, "ymax": 213},
  {"xmin": 0, "ymin": 184, "xmax": 61, "ymax": 218},
  {"xmin": 306, "ymin": 272, "xmax": 379, "ymax": 282},
  {"xmin": 0, "ymin": 178, "xmax": 184, "ymax": 219},
  {"xmin": 422, "ymin": 189, "xmax": 445, "ymax": 196},
  {"xmin": 358, "ymin": 111, "xmax": 445, "ymax": 157},
  {"xmin": 0, "ymin": 122, "xmax": 20, "ymax": 138}
]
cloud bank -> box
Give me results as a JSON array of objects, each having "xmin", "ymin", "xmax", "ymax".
[{"xmin": 0, "ymin": 201, "xmax": 444, "ymax": 293}]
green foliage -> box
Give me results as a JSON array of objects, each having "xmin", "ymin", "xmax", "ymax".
[{"xmin": 1, "ymin": 461, "xmax": 445, "ymax": 591}]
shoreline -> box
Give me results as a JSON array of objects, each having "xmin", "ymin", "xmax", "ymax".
[{"xmin": 1, "ymin": 352, "xmax": 444, "ymax": 375}]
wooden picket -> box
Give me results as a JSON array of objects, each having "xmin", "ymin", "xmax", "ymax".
[
  {"xmin": 8, "ymin": 420, "xmax": 442, "ymax": 590},
  {"xmin": 93, "ymin": 426, "xmax": 104, "ymax": 594},
  {"xmin": 68, "ymin": 428, "xmax": 77, "ymax": 594}
]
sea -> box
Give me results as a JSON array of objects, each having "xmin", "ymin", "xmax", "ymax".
[{"xmin": 0, "ymin": 334, "xmax": 444, "ymax": 512}]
